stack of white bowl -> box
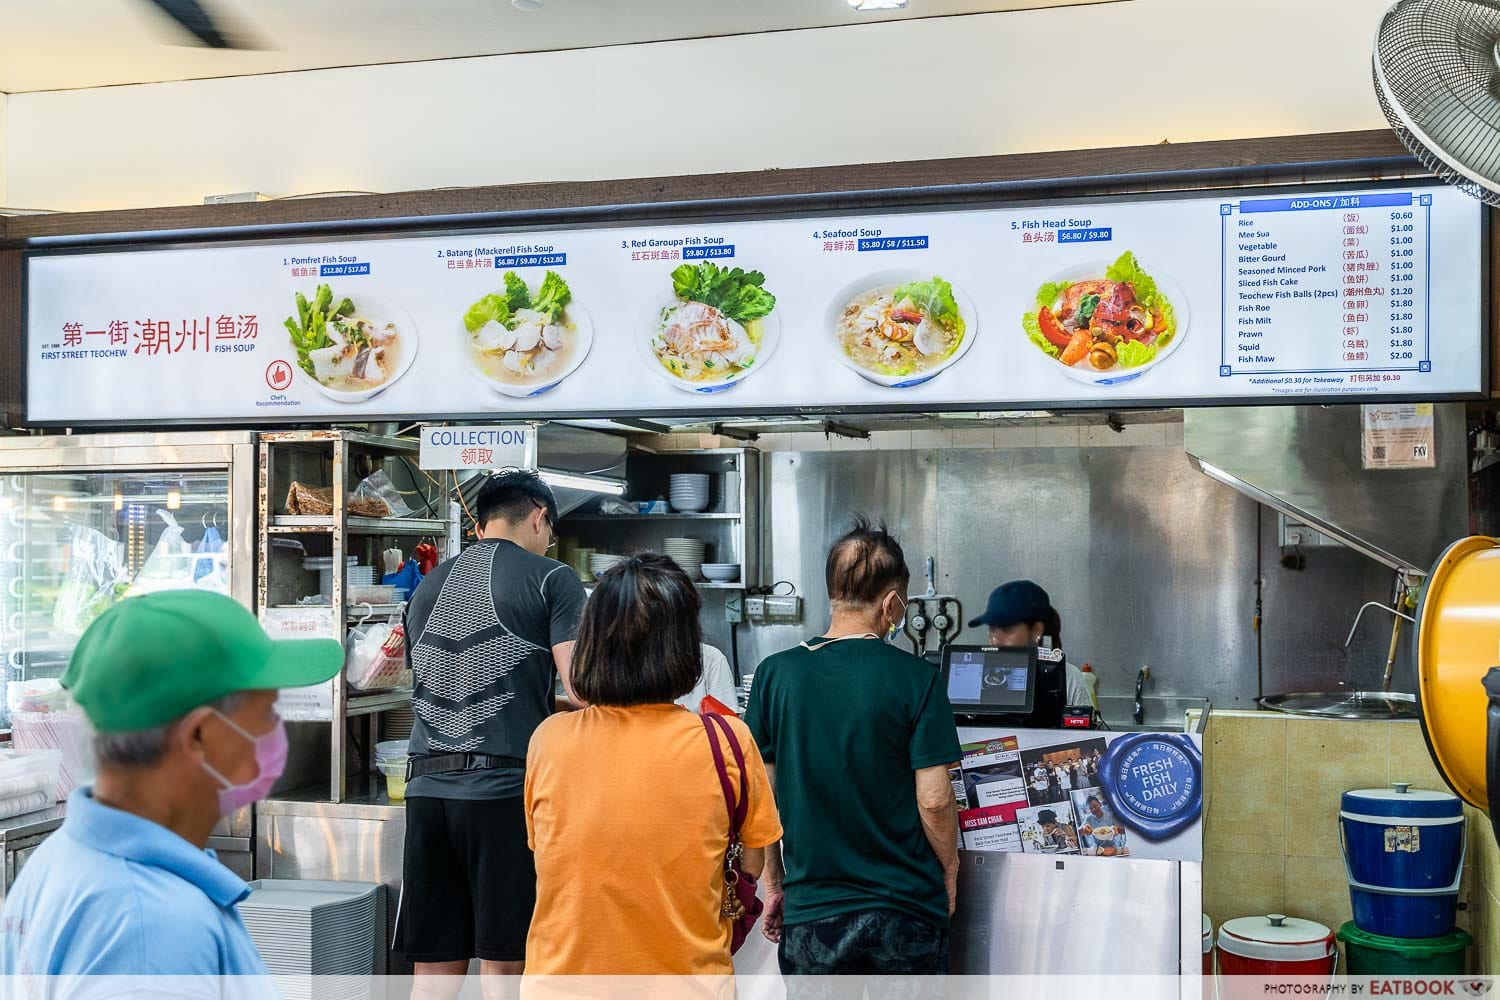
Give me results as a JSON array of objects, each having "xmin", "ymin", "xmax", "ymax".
[
  {"xmin": 669, "ymin": 474, "xmax": 711, "ymax": 513},
  {"xmin": 663, "ymin": 538, "xmax": 707, "ymax": 580},
  {"xmin": 589, "ymin": 553, "xmax": 627, "ymax": 578}
]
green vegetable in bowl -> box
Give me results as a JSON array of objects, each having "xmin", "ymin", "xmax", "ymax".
[
  {"xmin": 891, "ymin": 276, "xmax": 965, "ymax": 339},
  {"xmin": 284, "ymin": 284, "xmax": 354, "ymax": 377},
  {"xmin": 669, "ymin": 262, "xmax": 776, "ymax": 324},
  {"xmin": 464, "ymin": 270, "xmax": 572, "ymax": 334}
]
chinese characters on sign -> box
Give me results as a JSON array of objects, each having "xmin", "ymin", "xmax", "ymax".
[{"xmin": 56, "ymin": 315, "xmax": 259, "ymax": 357}]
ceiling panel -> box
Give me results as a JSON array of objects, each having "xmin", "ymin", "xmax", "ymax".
[{"xmin": 0, "ymin": 0, "xmax": 1120, "ymax": 93}]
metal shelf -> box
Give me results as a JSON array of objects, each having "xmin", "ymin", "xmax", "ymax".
[
  {"xmin": 259, "ymin": 429, "xmax": 454, "ymax": 805},
  {"xmin": 270, "ymin": 516, "xmax": 450, "ymax": 536},
  {"xmin": 348, "ymin": 689, "xmax": 412, "ymax": 717}
]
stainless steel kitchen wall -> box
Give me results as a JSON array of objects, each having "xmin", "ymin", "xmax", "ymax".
[{"xmin": 711, "ymin": 442, "xmax": 1433, "ymax": 720}]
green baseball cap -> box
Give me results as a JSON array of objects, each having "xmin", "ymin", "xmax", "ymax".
[{"xmin": 62, "ymin": 590, "xmax": 342, "ymax": 733}]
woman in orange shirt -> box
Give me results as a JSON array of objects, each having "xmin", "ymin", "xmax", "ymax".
[{"xmin": 524, "ymin": 552, "xmax": 782, "ymax": 976}]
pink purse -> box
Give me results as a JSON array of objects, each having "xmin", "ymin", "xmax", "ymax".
[{"xmin": 701, "ymin": 712, "xmax": 763, "ymax": 954}]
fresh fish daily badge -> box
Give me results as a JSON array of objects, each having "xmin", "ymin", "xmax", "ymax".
[{"xmin": 1097, "ymin": 733, "xmax": 1204, "ymax": 841}]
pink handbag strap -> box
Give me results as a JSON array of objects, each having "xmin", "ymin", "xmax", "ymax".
[{"xmin": 700, "ymin": 713, "xmax": 748, "ymax": 835}]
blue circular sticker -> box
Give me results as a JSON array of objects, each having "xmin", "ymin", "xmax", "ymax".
[{"xmin": 1098, "ymin": 734, "xmax": 1203, "ymax": 841}]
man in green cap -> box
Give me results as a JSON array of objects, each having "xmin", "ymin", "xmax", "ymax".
[{"xmin": 0, "ymin": 590, "xmax": 342, "ymax": 977}]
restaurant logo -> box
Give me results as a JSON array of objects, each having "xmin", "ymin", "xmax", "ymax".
[{"xmin": 1097, "ymin": 733, "xmax": 1202, "ymax": 841}]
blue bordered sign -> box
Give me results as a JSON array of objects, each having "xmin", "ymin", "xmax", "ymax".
[{"xmin": 1098, "ymin": 733, "xmax": 1203, "ymax": 841}]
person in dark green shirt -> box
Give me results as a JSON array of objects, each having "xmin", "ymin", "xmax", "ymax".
[{"xmin": 745, "ymin": 516, "xmax": 962, "ymax": 975}]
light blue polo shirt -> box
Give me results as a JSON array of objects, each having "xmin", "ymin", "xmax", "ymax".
[{"xmin": 0, "ymin": 788, "xmax": 268, "ymax": 977}]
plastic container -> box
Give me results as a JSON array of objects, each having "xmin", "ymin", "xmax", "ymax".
[
  {"xmin": 11, "ymin": 709, "xmax": 93, "ymax": 800},
  {"xmin": 378, "ymin": 758, "xmax": 408, "ymax": 802},
  {"xmin": 1336, "ymin": 921, "xmax": 1470, "ymax": 975},
  {"xmin": 1341, "ymin": 783, "xmax": 1465, "ymax": 937},
  {"xmin": 374, "ymin": 740, "xmax": 409, "ymax": 761},
  {"xmin": 1217, "ymin": 914, "xmax": 1335, "ymax": 977},
  {"xmin": 347, "ymin": 584, "xmax": 397, "ymax": 606}
]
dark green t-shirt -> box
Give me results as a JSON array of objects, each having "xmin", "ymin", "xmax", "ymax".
[{"xmin": 744, "ymin": 635, "xmax": 962, "ymax": 928}]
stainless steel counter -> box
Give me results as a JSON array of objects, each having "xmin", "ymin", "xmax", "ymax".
[{"xmin": 0, "ymin": 805, "xmax": 65, "ymax": 905}]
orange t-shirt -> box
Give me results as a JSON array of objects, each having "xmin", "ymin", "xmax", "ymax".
[{"xmin": 523, "ymin": 704, "xmax": 782, "ymax": 976}]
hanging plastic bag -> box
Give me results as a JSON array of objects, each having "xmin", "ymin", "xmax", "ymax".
[
  {"xmin": 193, "ymin": 523, "xmax": 224, "ymax": 584},
  {"xmin": 345, "ymin": 623, "xmax": 409, "ymax": 691},
  {"xmin": 128, "ymin": 511, "xmax": 196, "ymax": 596},
  {"xmin": 351, "ymin": 469, "xmax": 414, "ymax": 519},
  {"xmin": 413, "ymin": 543, "xmax": 440, "ymax": 576},
  {"xmin": 382, "ymin": 559, "xmax": 424, "ymax": 603},
  {"xmin": 52, "ymin": 526, "xmax": 129, "ymax": 635}
]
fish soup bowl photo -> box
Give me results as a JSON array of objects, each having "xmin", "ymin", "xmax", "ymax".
[
  {"xmin": 639, "ymin": 262, "xmax": 781, "ymax": 394},
  {"xmin": 825, "ymin": 270, "xmax": 978, "ymax": 389},
  {"xmin": 460, "ymin": 271, "xmax": 594, "ymax": 398},
  {"xmin": 285, "ymin": 287, "xmax": 418, "ymax": 403}
]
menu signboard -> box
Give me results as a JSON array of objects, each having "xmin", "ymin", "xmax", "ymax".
[{"xmin": 24, "ymin": 180, "xmax": 1484, "ymax": 425}]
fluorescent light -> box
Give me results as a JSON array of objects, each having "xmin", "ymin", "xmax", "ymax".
[
  {"xmin": 847, "ymin": 0, "xmax": 908, "ymax": 9},
  {"xmin": 539, "ymin": 470, "xmax": 627, "ymax": 496},
  {"xmin": 512, "ymin": 0, "xmax": 543, "ymax": 9}
]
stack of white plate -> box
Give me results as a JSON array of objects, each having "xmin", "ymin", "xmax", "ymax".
[
  {"xmin": 239, "ymin": 879, "xmax": 384, "ymax": 989},
  {"xmin": 589, "ymin": 553, "xmax": 627, "ymax": 578},
  {"xmin": 380, "ymin": 704, "xmax": 415, "ymax": 740},
  {"xmin": 669, "ymin": 474, "xmax": 711, "ymax": 513},
  {"xmin": 663, "ymin": 538, "xmax": 707, "ymax": 580}
]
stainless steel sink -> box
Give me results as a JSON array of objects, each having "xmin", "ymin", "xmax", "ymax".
[{"xmin": 1094, "ymin": 695, "xmax": 1209, "ymax": 733}]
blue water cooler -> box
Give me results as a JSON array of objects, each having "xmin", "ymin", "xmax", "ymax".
[{"xmin": 1340, "ymin": 782, "xmax": 1466, "ymax": 939}]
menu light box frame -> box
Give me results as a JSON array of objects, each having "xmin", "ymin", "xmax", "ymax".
[{"xmin": 21, "ymin": 177, "xmax": 1489, "ymax": 428}]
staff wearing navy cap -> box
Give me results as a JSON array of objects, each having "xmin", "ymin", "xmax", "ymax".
[{"xmin": 968, "ymin": 580, "xmax": 1090, "ymax": 708}]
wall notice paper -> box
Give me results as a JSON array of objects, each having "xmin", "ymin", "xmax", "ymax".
[
  {"xmin": 1362, "ymin": 403, "xmax": 1436, "ymax": 469},
  {"xmin": 956, "ymin": 728, "xmax": 1203, "ymax": 863},
  {"xmin": 25, "ymin": 181, "xmax": 1484, "ymax": 425},
  {"xmin": 264, "ymin": 606, "xmax": 337, "ymax": 721}
]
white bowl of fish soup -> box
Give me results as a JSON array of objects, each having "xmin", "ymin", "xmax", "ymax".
[
  {"xmin": 296, "ymin": 294, "xmax": 418, "ymax": 404},
  {"xmin": 1028, "ymin": 260, "xmax": 1190, "ymax": 387},
  {"xmin": 826, "ymin": 270, "xmax": 978, "ymax": 389},
  {"xmin": 638, "ymin": 296, "xmax": 781, "ymax": 394},
  {"xmin": 462, "ymin": 302, "xmax": 594, "ymax": 398}
]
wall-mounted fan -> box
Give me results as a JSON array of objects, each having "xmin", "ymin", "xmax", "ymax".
[{"xmin": 1374, "ymin": 0, "xmax": 1500, "ymax": 205}]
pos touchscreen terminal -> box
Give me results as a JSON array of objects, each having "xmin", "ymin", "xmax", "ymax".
[{"xmin": 939, "ymin": 644, "xmax": 1065, "ymax": 726}]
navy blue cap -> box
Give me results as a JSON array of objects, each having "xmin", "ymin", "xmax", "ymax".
[{"xmin": 969, "ymin": 580, "xmax": 1053, "ymax": 629}]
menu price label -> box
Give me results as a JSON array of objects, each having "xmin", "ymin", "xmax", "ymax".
[{"xmin": 1220, "ymin": 191, "xmax": 1434, "ymax": 392}]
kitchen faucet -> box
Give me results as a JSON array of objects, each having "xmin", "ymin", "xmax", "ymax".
[{"xmin": 1133, "ymin": 666, "xmax": 1151, "ymax": 725}]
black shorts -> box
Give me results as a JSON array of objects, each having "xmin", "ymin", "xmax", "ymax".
[{"xmin": 394, "ymin": 795, "xmax": 536, "ymax": 964}]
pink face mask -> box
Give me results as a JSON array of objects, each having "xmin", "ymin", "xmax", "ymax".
[{"xmin": 200, "ymin": 710, "xmax": 288, "ymax": 816}]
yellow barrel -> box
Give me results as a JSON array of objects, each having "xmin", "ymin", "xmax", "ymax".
[{"xmin": 1416, "ymin": 535, "xmax": 1500, "ymax": 810}]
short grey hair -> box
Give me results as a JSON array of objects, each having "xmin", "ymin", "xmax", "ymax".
[{"xmin": 93, "ymin": 692, "xmax": 248, "ymax": 768}]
